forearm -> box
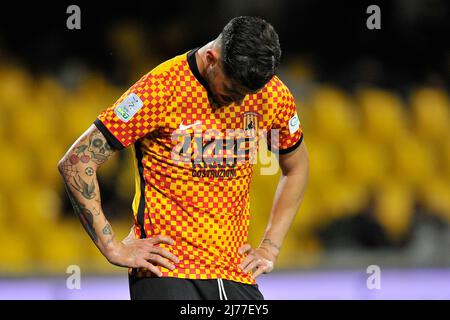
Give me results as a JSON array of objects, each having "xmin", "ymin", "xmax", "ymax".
[
  {"xmin": 262, "ymin": 146, "xmax": 309, "ymax": 252},
  {"xmin": 58, "ymin": 126, "xmax": 118, "ymax": 260},
  {"xmin": 60, "ymin": 167, "xmax": 117, "ymax": 256},
  {"xmin": 262, "ymin": 171, "xmax": 307, "ymax": 249}
]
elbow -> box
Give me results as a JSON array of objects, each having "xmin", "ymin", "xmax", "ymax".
[
  {"xmin": 57, "ymin": 159, "xmax": 64, "ymax": 176},
  {"xmin": 57, "ymin": 157, "xmax": 68, "ymax": 177}
]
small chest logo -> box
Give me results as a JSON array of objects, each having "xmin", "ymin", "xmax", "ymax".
[
  {"xmin": 288, "ymin": 113, "xmax": 300, "ymax": 134},
  {"xmin": 243, "ymin": 112, "xmax": 260, "ymax": 132}
]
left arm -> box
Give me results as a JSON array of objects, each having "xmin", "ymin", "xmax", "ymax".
[{"xmin": 239, "ymin": 141, "xmax": 309, "ymax": 279}]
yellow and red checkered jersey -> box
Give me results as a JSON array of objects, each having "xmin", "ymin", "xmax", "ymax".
[{"xmin": 94, "ymin": 49, "xmax": 303, "ymax": 284}]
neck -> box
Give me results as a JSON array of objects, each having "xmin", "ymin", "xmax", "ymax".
[{"xmin": 195, "ymin": 41, "xmax": 214, "ymax": 80}]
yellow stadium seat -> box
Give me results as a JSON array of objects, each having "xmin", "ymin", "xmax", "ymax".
[
  {"xmin": 0, "ymin": 227, "xmax": 33, "ymax": 274},
  {"xmin": 373, "ymin": 181, "xmax": 414, "ymax": 243},
  {"xmin": 391, "ymin": 132, "xmax": 437, "ymax": 188},
  {"xmin": 341, "ymin": 134, "xmax": 389, "ymax": 187},
  {"xmin": 306, "ymin": 137, "xmax": 341, "ymax": 187},
  {"xmin": 442, "ymin": 140, "xmax": 450, "ymax": 179},
  {"xmin": 420, "ymin": 178, "xmax": 450, "ymax": 222},
  {"xmin": 32, "ymin": 143, "xmax": 66, "ymax": 189},
  {"xmin": 322, "ymin": 179, "xmax": 370, "ymax": 221},
  {"xmin": 0, "ymin": 65, "xmax": 33, "ymax": 111},
  {"xmin": 8, "ymin": 184, "xmax": 61, "ymax": 234},
  {"xmin": 0, "ymin": 193, "xmax": 6, "ymax": 228},
  {"xmin": 292, "ymin": 185, "xmax": 328, "ymax": 235},
  {"xmin": 356, "ymin": 88, "xmax": 409, "ymax": 144},
  {"xmin": 35, "ymin": 221, "xmax": 85, "ymax": 273},
  {"xmin": 0, "ymin": 145, "xmax": 32, "ymax": 191},
  {"xmin": 61, "ymin": 96, "xmax": 99, "ymax": 144},
  {"xmin": 309, "ymin": 86, "xmax": 359, "ymax": 142},
  {"xmin": 411, "ymin": 88, "xmax": 450, "ymax": 143},
  {"xmin": 59, "ymin": 75, "xmax": 112, "ymax": 142},
  {"xmin": 276, "ymin": 231, "xmax": 322, "ymax": 268},
  {"xmin": 34, "ymin": 76, "xmax": 67, "ymax": 110},
  {"xmin": 0, "ymin": 109, "xmax": 6, "ymax": 140},
  {"xmin": 8, "ymin": 99, "xmax": 58, "ymax": 149}
]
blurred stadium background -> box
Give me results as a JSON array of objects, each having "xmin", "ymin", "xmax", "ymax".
[{"xmin": 0, "ymin": 0, "xmax": 449, "ymax": 299}]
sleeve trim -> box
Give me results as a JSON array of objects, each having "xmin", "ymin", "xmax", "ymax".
[
  {"xmin": 268, "ymin": 133, "xmax": 303, "ymax": 155},
  {"xmin": 94, "ymin": 119, "xmax": 125, "ymax": 150}
]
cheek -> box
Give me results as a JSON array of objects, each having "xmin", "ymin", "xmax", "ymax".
[
  {"xmin": 207, "ymin": 68, "xmax": 223, "ymax": 94},
  {"xmin": 206, "ymin": 69, "xmax": 215, "ymax": 87}
]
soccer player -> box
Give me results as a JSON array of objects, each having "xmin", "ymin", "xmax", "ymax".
[{"xmin": 58, "ymin": 16, "xmax": 309, "ymax": 300}]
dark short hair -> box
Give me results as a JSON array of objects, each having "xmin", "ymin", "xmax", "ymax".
[{"xmin": 220, "ymin": 16, "xmax": 281, "ymax": 91}]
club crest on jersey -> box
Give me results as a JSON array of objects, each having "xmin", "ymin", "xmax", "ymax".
[
  {"xmin": 114, "ymin": 93, "xmax": 144, "ymax": 122},
  {"xmin": 242, "ymin": 112, "xmax": 261, "ymax": 133}
]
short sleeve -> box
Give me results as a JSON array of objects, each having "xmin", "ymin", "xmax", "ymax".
[
  {"xmin": 94, "ymin": 73, "xmax": 168, "ymax": 150},
  {"xmin": 268, "ymin": 89, "xmax": 303, "ymax": 154}
]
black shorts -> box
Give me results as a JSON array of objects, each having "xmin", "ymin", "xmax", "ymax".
[{"xmin": 129, "ymin": 275, "xmax": 265, "ymax": 300}]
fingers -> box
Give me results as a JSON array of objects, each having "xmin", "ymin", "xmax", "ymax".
[
  {"xmin": 138, "ymin": 260, "xmax": 162, "ymax": 277},
  {"xmin": 237, "ymin": 245, "xmax": 275, "ymax": 278},
  {"xmin": 147, "ymin": 235, "xmax": 175, "ymax": 246},
  {"xmin": 251, "ymin": 264, "xmax": 269, "ymax": 279},
  {"xmin": 151, "ymin": 246, "xmax": 179, "ymax": 264},
  {"xmin": 238, "ymin": 243, "xmax": 252, "ymax": 255},
  {"xmin": 143, "ymin": 253, "xmax": 176, "ymax": 271},
  {"xmin": 239, "ymin": 254, "xmax": 255, "ymax": 272},
  {"xmin": 141, "ymin": 235, "xmax": 179, "ymax": 271},
  {"xmin": 237, "ymin": 244, "xmax": 254, "ymax": 271},
  {"xmin": 120, "ymin": 234, "xmax": 179, "ymax": 277},
  {"xmin": 242, "ymin": 258, "xmax": 261, "ymax": 273}
]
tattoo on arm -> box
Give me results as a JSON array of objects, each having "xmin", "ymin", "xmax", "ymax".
[
  {"xmin": 261, "ymin": 238, "xmax": 280, "ymax": 251},
  {"xmin": 64, "ymin": 185, "xmax": 98, "ymax": 244},
  {"xmin": 70, "ymin": 174, "xmax": 96, "ymax": 199},
  {"xmin": 102, "ymin": 223, "xmax": 112, "ymax": 235},
  {"xmin": 59, "ymin": 126, "xmax": 116, "ymax": 246},
  {"xmin": 92, "ymin": 207, "xmax": 101, "ymax": 216},
  {"xmin": 87, "ymin": 129, "xmax": 115, "ymax": 165},
  {"xmin": 85, "ymin": 167, "xmax": 94, "ymax": 176},
  {"xmin": 59, "ymin": 157, "xmax": 79, "ymax": 177}
]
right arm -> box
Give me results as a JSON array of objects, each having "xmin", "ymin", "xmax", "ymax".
[{"xmin": 57, "ymin": 125, "xmax": 178, "ymax": 276}]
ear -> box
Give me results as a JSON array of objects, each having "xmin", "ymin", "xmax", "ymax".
[{"xmin": 205, "ymin": 49, "xmax": 219, "ymax": 67}]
